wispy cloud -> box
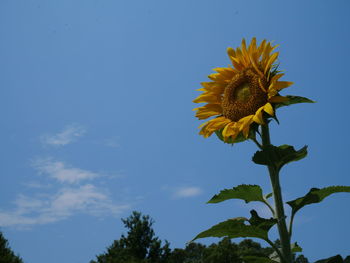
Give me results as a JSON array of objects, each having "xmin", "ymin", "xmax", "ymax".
[
  {"xmin": 32, "ymin": 158, "xmax": 98, "ymax": 184},
  {"xmin": 0, "ymin": 157, "xmax": 130, "ymax": 228},
  {"xmin": 102, "ymin": 137, "xmax": 120, "ymax": 148},
  {"xmin": 173, "ymin": 186, "xmax": 203, "ymax": 199},
  {"xmin": 40, "ymin": 124, "xmax": 86, "ymax": 146},
  {"xmin": 0, "ymin": 185, "xmax": 128, "ymax": 227}
]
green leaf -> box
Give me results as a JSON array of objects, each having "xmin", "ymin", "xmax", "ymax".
[
  {"xmin": 242, "ymin": 255, "xmax": 279, "ymax": 263},
  {"xmin": 287, "ymin": 186, "xmax": 350, "ymax": 216},
  {"xmin": 248, "ymin": 210, "xmax": 277, "ymax": 232},
  {"xmin": 208, "ymin": 185, "xmax": 265, "ymax": 204},
  {"xmin": 191, "ymin": 217, "xmax": 267, "ymax": 242},
  {"xmin": 275, "ymin": 95, "xmax": 315, "ymax": 109},
  {"xmin": 314, "ymin": 255, "xmax": 344, "ymax": 263},
  {"xmin": 265, "ymin": 193, "xmax": 273, "ymax": 199},
  {"xmin": 291, "ymin": 242, "xmax": 302, "ymax": 253},
  {"xmin": 252, "ymin": 144, "xmax": 308, "ymax": 170},
  {"xmin": 191, "ymin": 210, "xmax": 276, "ymax": 242}
]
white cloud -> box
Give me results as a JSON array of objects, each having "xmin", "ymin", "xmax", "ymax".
[
  {"xmin": 41, "ymin": 124, "xmax": 86, "ymax": 146},
  {"xmin": 0, "ymin": 185, "xmax": 129, "ymax": 227},
  {"xmin": 0, "ymin": 157, "xmax": 130, "ymax": 227},
  {"xmin": 173, "ymin": 186, "xmax": 203, "ymax": 199},
  {"xmin": 22, "ymin": 181, "xmax": 51, "ymax": 189},
  {"xmin": 32, "ymin": 158, "xmax": 98, "ymax": 184},
  {"xmin": 103, "ymin": 137, "xmax": 120, "ymax": 148}
]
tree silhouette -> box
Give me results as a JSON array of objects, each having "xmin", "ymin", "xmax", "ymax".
[
  {"xmin": 91, "ymin": 211, "xmax": 310, "ymax": 263},
  {"xmin": 0, "ymin": 231, "xmax": 23, "ymax": 263},
  {"xmin": 91, "ymin": 211, "xmax": 170, "ymax": 263}
]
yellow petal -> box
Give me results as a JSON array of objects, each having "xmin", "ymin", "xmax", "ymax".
[
  {"xmin": 193, "ymin": 93, "xmax": 221, "ymax": 104},
  {"xmin": 222, "ymin": 123, "xmax": 236, "ymax": 140},
  {"xmin": 257, "ymin": 39, "xmax": 267, "ymax": 56},
  {"xmin": 250, "ymin": 57, "xmax": 263, "ymax": 77},
  {"xmin": 208, "ymin": 73, "xmax": 230, "ymax": 84},
  {"xmin": 241, "ymin": 38, "xmax": 247, "ymax": 53},
  {"xmin": 194, "ymin": 104, "xmax": 222, "ymax": 120},
  {"xmin": 262, "ymin": 42, "xmax": 272, "ymax": 64},
  {"xmin": 242, "ymin": 118, "xmax": 253, "ymax": 138},
  {"xmin": 273, "ymin": 81, "xmax": 294, "ymax": 90},
  {"xmin": 270, "ymin": 73, "xmax": 284, "ymax": 82},
  {"xmin": 206, "ymin": 117, "xmax": 231, "ymax": 130},
  {"xmin": 264, "ymin": 52, "xmax": 279, "ymax": 74},
  {"xmin": 241, "ymin": 39, "xmax": 250, "ymax": 65},
  {"xmin": 258, "ymin": 78, "xmax": 267, "ymax": 92},
  {"xmin": 263, "ymin": 103, "xmax": 274, "ymax": 116},
  {"xmin": 227, "ymin": 47, "xmax": 236, "ymax": 58},
  {"xmin": 252, "ymin": 107, "xmax": 264, "ymax": 125},
  {"xmin": 248, "ymin": 37, "xmax": 257, "ymax": 55},
  {"xmin": 200, "ymin": 82, "xmax": 225, "ymax": 94},
  {"xmin": 213, "ymin": 67, "xmax": 235, "ymax": 79},
  {"xmin": 236, "ymin": 115, "xmax": 253, "ymax": 137},
  {"xmin": 199, "ymin": 117, "xmax": 231, "ymax": 138}
]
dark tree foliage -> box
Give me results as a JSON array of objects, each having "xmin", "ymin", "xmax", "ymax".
[
  {"xmin": 237, "ymin": 238, "xmax": 274, "ymax": 258},
  {"xmin": 91, "ymin": 211, "xmax": 170, "ymax": 263},
  {"xmin": 203, "ymin": 238, "xmax": 241, "ymax": 263},
  {"xmin": 0, "ymin": 231, "xmax": 23, "ymax": 263},
  {"xmin": 168, "ymin": 238, "xmax": 274, "ymax": 263},
  {"xmin": 91, "ymin": 211, "xmax": 309, "ymax": 263},
  {"xmin": 295, "ymin": 254, "xmax": 309, "ymax": 263}
]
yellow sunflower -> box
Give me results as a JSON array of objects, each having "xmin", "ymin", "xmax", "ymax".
[{"xmin": 193, "ymin": 38, "xmax": 293, "ymax": 143}]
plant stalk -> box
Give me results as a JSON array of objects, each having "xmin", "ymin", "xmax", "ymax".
[{"xmin": 261, "ymin": 123, "xmax": 292, "ymax": 263}]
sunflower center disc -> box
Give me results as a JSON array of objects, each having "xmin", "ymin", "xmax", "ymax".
[
  {"xmin": 222, "ymin": 69, "xmax": 268, "ymax": 122},
  {"xmin": 235, "ymin": 83, "xmax": 251, "ymax": 102}
]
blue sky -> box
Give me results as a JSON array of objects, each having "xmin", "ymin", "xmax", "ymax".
[{"xmin": 1, "ymin": 1, "xmax": 350, "ymax": 262}]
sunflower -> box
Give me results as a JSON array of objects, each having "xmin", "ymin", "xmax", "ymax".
[{"xmin": 193, "ymin": 38, "xmax": 293, "ymax": 143}]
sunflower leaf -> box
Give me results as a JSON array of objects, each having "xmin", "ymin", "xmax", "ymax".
[
  {"xmin": 242, "ymin": 255, "xmax": 279, "ymax": 263},
  {"xmin": 248, "ymin": 210, "xmax": 277, "ymax": 232},
  {"xmin": 291, "ymin": 242, "xmax": 302, "ymax": 253},
  {"xmin": 287, "ymin": 186, "xmax": 350, "ymax": 216},
  {"xmin": 314, "ymin": 255, "xmax": 344, "ymax": 263},
  {"xmin": 207, "ymin": 184, "xmax": 265, "ymax": 204},
  {"xmin": 252, "ymin": 144, "xmax": 308, "ymax": 170},
  {"xmin": 265, "ymin": 193, "xmax": 273, "ymax": 199},
  {"xmin": 191, "ymin": 210, "xmax": 276, "ymax": 242},
  {"xmin": 275, "ymin": 95, "xmax": 315, "ymax": 108}
]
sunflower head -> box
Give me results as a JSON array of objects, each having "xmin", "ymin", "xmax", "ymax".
[{"xmin": 193, "ymin": 38, "xmax": 293, "ymax": 143}]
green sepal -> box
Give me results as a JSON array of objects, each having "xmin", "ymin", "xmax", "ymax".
[
  {"xmin": 287, "ymin": 186, "xmax": 350, "ymax": 216},
  {"xmin": 207, "ymin": 184, "xmax": 265, "ymax": 204},
  {"xmin": 314, "ymin": 255, "xmax": 344, "ymax": 263},
  {"xmin": 252, "ymin": 144, "xmax": 308, "ymax": 171},
  {"xmin": 274, "ymin": 95, "xmax": 315, "ymax": 109},
  {"xmin": 242, "ymin": 255, "xmax": 279, "ymax": 263},
  {"xmin": 191, "ymin": 210, "xmax": 276, "ymax": 242}
]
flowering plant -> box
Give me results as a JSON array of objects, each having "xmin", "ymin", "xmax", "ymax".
[{"xmin": 192, "ymin": 38, "xmax": 350, "ymax": 263}]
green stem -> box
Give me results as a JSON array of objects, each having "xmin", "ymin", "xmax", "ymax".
[
  {"xmin": 251, "ymin": 137, "xmax": 263, "ymax": 150},
  {"xmin": 289, "ymin": 213, "xmax": 295, "ymax": 239},
  {"xmin": 261, "ymin": 123, "xmax": 292, "ymax": 263}
]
